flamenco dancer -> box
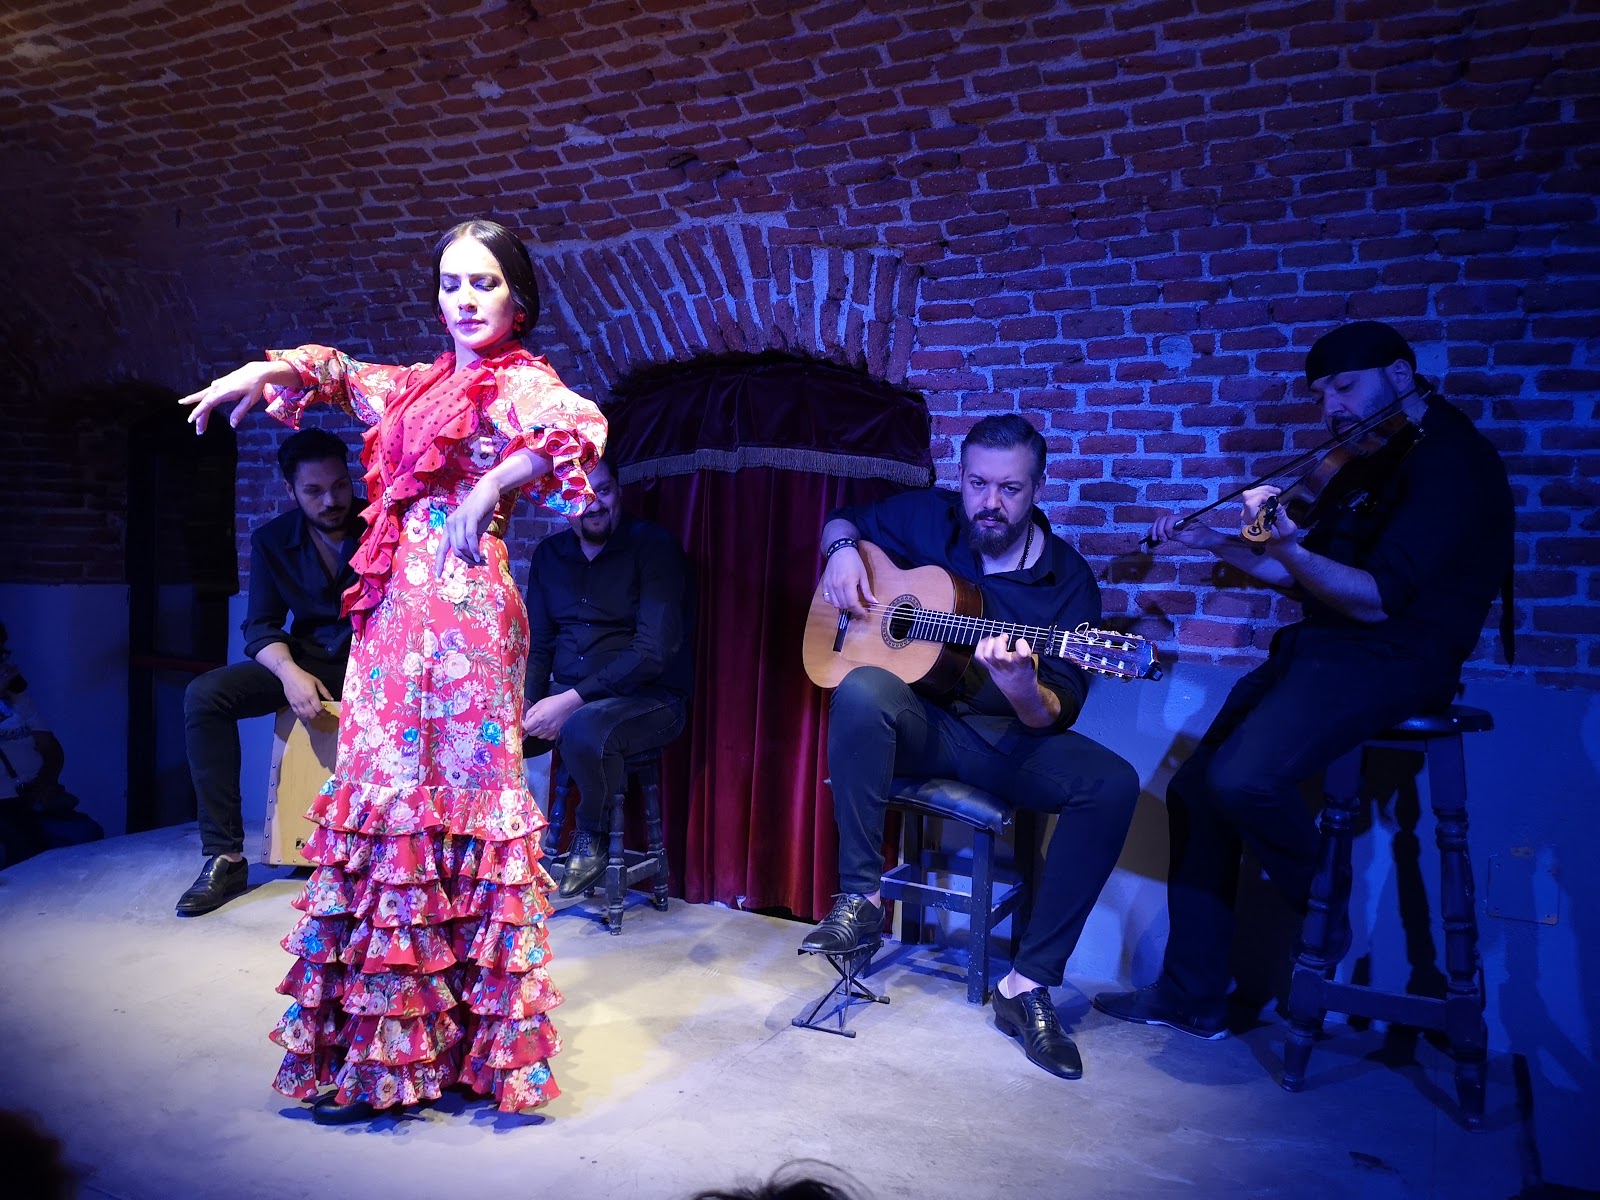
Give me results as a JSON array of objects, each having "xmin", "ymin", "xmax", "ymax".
[{"xmin": 181, "ymin": 219, "xmax": 606, "ymax": 1124}]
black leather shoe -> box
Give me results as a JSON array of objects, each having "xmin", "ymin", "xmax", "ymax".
[
  {"xmin": 311, "ymin": 1092, "xmax": 382, "ymax": 1125},
  {"xmin": 992, "ymin": 985, "xmax": 1083, "ymax": 1079},
  {"xmin": 175, "ymin": 856, "xmax": 248, "ymax": 917},
  {"xmin": 557, "ymin": 829, "xmax": 608, "ymax": 899},
  {"xmin": 1092, "ymin": 983, "xmax": 1229, "ymax": 1041},
  {"xmin": 798, "ymin": 894, "xmax": 884, "ymax": 955}
]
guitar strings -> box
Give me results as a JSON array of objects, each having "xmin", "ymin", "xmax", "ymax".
[{"xmin": 829, "ymin": 600, "xmax": 1140, "ymax": 649}]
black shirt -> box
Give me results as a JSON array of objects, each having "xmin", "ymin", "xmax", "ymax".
[
  {"xmin": 524, "ymin": 514, "xmax": 693, "ymax": 704},
  {"xmin": 1300, "ymin": 394, "xmax": 1514, "ymax": 664},
  {"xmin": 830, "ymin": 488, "xmax": 1101, "ymax": 729},
  {"xmin": 241, "ymin": 508, "xmax": 363, "ymax": 669}
]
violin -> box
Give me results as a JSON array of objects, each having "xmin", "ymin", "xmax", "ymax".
[
  {"xmin": 1240, "ymin": 443, "xmax": 1363, "ymax": 544},
  {"xmin": 1142, "ymin": 389, "xmax": 1420, "ymax": 552}
]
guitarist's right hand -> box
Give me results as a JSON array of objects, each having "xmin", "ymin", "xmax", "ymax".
[{"xmin": 821, "ymin": 545, "xmax": 877, "ymax": 620}]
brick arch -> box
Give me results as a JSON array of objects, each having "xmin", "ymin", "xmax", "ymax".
[{"xmin": 536, "ymin": 223, "xmax": 923, "ymax": 395}]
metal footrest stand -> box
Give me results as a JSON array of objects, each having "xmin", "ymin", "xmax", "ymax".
[{"xmin": 792, "ymin": 939, "xmax": 889, "ymax": 1037}]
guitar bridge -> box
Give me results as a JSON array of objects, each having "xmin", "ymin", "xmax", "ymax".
[{"xmin": 831, "ymin": 610, "xmax": 849, "ymax": 653}]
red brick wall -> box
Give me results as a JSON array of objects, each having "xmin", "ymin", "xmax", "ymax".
[{"xmin": 3, "ymin": 0, "xmax": 1596, "ymax": 685}]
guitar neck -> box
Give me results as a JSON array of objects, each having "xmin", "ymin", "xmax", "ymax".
[{"xmin": 908, "ymin": 611, "xmax": 1064, "ymax": 656}]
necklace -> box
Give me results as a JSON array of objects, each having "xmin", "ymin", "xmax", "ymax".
[{"xmin": 1017, "ymin": 517, "xmax": 1034, "ymax": 570}]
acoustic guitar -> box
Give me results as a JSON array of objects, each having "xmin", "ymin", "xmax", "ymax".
[{"xmin": 802, "ymin": 541, "xmax": 1162, "ymax": 692}]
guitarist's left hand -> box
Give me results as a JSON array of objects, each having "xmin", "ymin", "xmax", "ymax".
[
  {"xmin": 976, "ymin": 634, "xmax": 1036, "ymax": 691},
  {"xmin": 976, "ymin": 634, "xmax": 1061, "ymax": 728}
]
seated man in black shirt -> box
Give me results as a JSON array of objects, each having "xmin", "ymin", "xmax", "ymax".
[
  {"xmin": 808, "ymin": 414, "xmax": 1141, "ymax": 1080},
  {"xmin": 521, "ymin": 457, "xmax": 693, "ymax": 899},
  {"xmin": 1094, "ymin": 320, "xmax": 1515, "ymax": 1039},
  {"xmin": 175, "ymin": 428, "xmax": 363, "ymax": 916}
]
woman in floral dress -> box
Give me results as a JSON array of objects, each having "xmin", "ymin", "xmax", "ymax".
[{"xmin": 181, "ymin": 219, "xmax": 605, "ymax": 1124}]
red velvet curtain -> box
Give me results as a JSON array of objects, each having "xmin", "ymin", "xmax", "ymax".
[{"xmin": 631, "ymin": 467, "xmax": 895, "ymax": 920}]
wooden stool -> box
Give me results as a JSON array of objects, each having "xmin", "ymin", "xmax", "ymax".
[
  {"xmin": 549, "ymin": 748, "xmax": 671, "ymax": 934},
  {"xmin": 1283, "ymin": 705, "xmax": 1493, "ymax": 1127},
  {"xmin": 263, "ymin": 704, "xmax": 340, "ymax": 867},
  {"xmin": 880, "ymin": 777, "xmax": 1033, "ymax": 1005}
]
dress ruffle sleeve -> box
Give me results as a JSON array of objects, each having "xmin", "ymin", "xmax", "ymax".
[
  {"xmin": 482, "ymin": 359, "xmax": 607, "ymax": 514},
  {"xmin": 264, "ymin": 345, "xmax": 427, "ymax": 429}
]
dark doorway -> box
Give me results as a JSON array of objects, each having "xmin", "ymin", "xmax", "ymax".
[{"xmin": 126, "ymin": 400, "xmax": 237, "ymax": 833}]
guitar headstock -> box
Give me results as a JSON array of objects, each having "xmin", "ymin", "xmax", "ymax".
[{"xmin": 1057, "ymin": 624, "xmax": 1163, "ymax": 681}]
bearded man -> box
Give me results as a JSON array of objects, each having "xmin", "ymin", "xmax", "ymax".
[
  {"xmin": 804, "ymin": 413, "xmax": 1140, "ymax": 1081},
  {"xmin": 1094, "ymin": 320, "xmax": 1514, "ymax": 1042}
]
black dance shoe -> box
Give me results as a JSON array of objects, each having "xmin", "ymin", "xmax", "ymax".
[
  {"xmin": 992, "ymin": 985, "xmax": 1083, "ymax": 1079},
  {"xmin": 557, "ymin": 829, "xmax": 608, "ymax": 898},
  {"xmin": 311, "ymin": 1093, "xmax": 381, "ymax": 1125},
  {"xmin": 174, "ymin": 856, "xmax": 248, "ymax": 917},
  {"xmin": 798, "ymin": 894, "xmax": 884, "ymax": 955}
]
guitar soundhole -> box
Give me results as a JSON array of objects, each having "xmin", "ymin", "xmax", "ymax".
[{"xmin": 882, "ymin": 596, "xmax": 919, "ymax": 648}]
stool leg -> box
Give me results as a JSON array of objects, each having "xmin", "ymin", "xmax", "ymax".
[
  {"xmin": 603, "ymin": 789, "xmax": 627, "ymax": 934},
  {"xmin": 1284, "ymin": 747, "xmax": 1361, "ymax": 1091},
  {"xmin": 641, "ymin": 765, "xmax": 670, "ymax": 912},
  {"xmin": 544, "ymin": 763, "xmax": 571, "ymax": 859},
  {"xmin": 1428, "ymin": 733, "xmax": 1488, "ymax": 1127},
  {"xmin": 900, "ymin": 812, "xmax": 926, "ymax": 945},
  {"xmin": 968, "ymin": 827, "xmax": 994, "ymax": 1005}
]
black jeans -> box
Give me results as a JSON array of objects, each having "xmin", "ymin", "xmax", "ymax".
[
  {"xmin": 526, "ymin": 694, "xmax": 686, "ymax": 832},
  {"xmin": 184, "ymin": 657, "xmax": 346, "ymax": 858},
  {"xmin": 827, "ymin": 665, "xmax": 1141, "ymax": 989},
  {"xmin": 1158, "ymin": 625, "xmax": 1460, "ymax": 1018}
]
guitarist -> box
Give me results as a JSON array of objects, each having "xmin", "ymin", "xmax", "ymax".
[{"xmin": 803, "ymin": 413, "xmax": 1140, "ymax": 1081}]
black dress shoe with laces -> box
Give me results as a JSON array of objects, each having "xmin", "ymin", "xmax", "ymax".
[
  {"xmin": 175, "ymin": 856, "xmax": 248, "ymax": 917},
  {"xmin": 557, "ymin": 829, "xmax": 608, "ymax": 899},
  {"xmin": 992, "ymin": 985, "xmax": 1083, "ymax": 1079},
  {"xmin": 798, "ymin": 894, "xmax": 884, "ymax": 955}
]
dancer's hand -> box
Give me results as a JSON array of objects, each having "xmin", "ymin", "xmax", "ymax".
[
  {"xmin": 178, "ymin": 361, "xmax": 297, "ymax": 434},
  {"xmin": 436, "ymin": 480, "xmax": 500, "ymax": 575}
]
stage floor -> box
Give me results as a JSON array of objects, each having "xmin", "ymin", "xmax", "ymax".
[{"xmin": 0, "ymin": 826, "xmax": 1527, "ymax": 1200}]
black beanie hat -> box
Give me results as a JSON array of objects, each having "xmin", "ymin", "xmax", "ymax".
[{"xmin": 1304, "ymin": 321, "xmax": 1416, "ymax": 387}]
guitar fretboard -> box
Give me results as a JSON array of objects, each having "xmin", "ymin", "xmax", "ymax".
[{"xmin": 906, "ymin": 611, "xmax": 1067, "ymax": 656}]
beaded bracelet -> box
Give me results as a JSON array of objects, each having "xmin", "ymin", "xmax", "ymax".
[{"xmin": 823, "ymin": 536, "xmax": 859, "ymax": 559}]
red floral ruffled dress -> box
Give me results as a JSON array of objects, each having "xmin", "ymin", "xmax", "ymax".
[{"xmin": 258, "ymin": 343, "xmax": 605, "ymax": 1113}]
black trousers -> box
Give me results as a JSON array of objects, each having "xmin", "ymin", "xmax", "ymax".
[
  {"xmin": 184, "ymin": 657, "xmax": 346, "ymax": 858},
  {"xmin": 1158, "ymin": 625, "xmax": 1460, "ymax": 1018},
  {"xmin": 827, "ymin": 666, "xmax": 1141, "ymax": 989},
  {"xmin": 526, "ymin": 694, "xmax": 686, "ymax": 832}
]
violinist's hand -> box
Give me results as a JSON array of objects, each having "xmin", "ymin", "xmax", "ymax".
[
  {"xmin": 1241, "ymin": 484, "xmax": 1299, "ymax": 549},
  {"xmin": 179, "ymin": 361, "xmax": 297, "ymax": 434},
  {"xmin": 435, "ymin": 479, "xmax": 500, "ymax": 576},
  {"xmin": 820, "ymin": 544, "xmax": 877, "ymax": 620},
  {"xmin": 1148, "ymin": 513, "xmax": 1226, "ymax": 551}
]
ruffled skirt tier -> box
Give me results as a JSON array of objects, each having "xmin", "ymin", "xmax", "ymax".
[{"xmin": 269, "ymin": 777, "xmax": 563, "ymax": 1113}]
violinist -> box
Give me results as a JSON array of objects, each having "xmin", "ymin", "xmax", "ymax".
[{"xmin": 1095, "ymin": 320, "xmax": 1514, "ymax": 1041}]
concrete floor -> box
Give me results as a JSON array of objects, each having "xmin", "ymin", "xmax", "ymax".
[{"xmin": 0, "ymin": 826, "xmax": 1535, "ymax": 1200}]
